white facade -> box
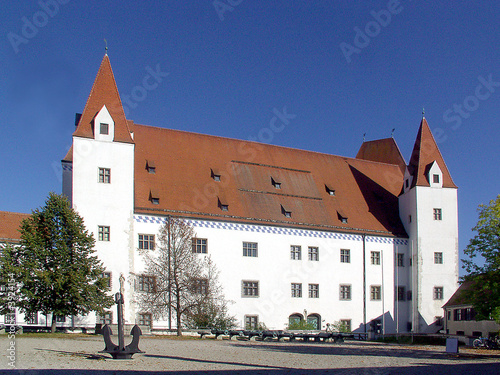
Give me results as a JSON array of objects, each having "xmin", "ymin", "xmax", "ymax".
[{"xmin": 399, "ymin": 172, "xmax": 459, "ymax": 332}]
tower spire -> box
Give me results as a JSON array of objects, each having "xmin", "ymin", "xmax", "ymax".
[{"xmin": 104, "ymin": 39, "xmax": 108, "ymax": 55}]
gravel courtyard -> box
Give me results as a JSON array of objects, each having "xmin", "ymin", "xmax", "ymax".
[{"xmin": 1, "ymin": 335, "xmax": 499, "ymax": 374}]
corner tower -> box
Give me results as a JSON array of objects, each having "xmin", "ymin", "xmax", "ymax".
[
  {"xmin": 62, "ymin": 54, "xmax": 136, "ymax": 326},
  {"xmin": 399, "ymin": 118, "xmax": 458, "ymax": 333}
]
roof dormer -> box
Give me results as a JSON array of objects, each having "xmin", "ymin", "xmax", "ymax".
[
  {"xmin": 94, "ymin": 105, "xmax": 115, "ymax": 142},
  {"xmin": 428, "ymin": 161, "xmax": 443, "ymax": 188}
]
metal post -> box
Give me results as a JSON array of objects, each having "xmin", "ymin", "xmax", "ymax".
[{"xmin": 115, "ymin": 292, "xmax": 125, "ymax": 351}]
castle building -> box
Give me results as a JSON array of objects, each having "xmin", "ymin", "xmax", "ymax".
[{"xmin": 2, "ymin": 54, "xmax": 459, "ymax": 333}]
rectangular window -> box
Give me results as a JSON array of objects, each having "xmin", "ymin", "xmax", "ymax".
[
  {"xmin": 433, "ymin": 208, "xmax": 442, "ymax": 220},
  {"xmin": 371, "ymin": 251, "xmax": 381, "ymax": 265},
  {"xmin": 370, "ymin": 285, "xmax": 381, "ymax": 300},
  {"xmin": 396, "ymin": 286, "xmax": 405, "ymax": 301},
  {"xmin": 340, "ymin": 249, "xmax": 350, "ymax": 263},
  {"xmin": 139, "ymin": 234, "xmax": 155, "ymax": 250},
  {"xmin": 433, "ymin": 174, "xmax": 440, "ymax": 183},
  {"xmin": 192, "ymin": 238, "xmax": 207, "ymax": 253},
  {"xmin": 242, "ymin": 281, "xmax": 259, "ymax": 297},
  {"xmin": 55, "ymin": 315, "xmax": 66, "ymax": 323},
  {"xmin": 98, "ymin": 311, "xmax": 113, "ymax": 325},
  {"xmin": 291, "ymin": 283, "xmax": 302, "ymax": 298},
  {"xmin": 102, "ymin": 272, "xmax": 112, "ymax": 289},
  {"xmin": 26, "ymin": 312, "xmax": 38, "ymax": 324},
  {"xmin": 397, "ymin": 253, "xmax": 404, "ymax": 267},
  {"xmin": 434, "ymin": 252, "xmax": 443, "ymax": 264},
  {"xmin": 138, "ymin": 275, "xmax": 156, "ymax": 293},
  {"xmin": 245, "ymin": 315, "xmax": 258, "ymax": 330},
  {"xmin": 308, "ymin": 283, "xmax": 319, "ymax": 298},
  {"xmin": 98, "ymin": 226, "xmax": 110, "ymax": 241},
  {"xmin": 290, "ymin": 245, "xmax": 301, "ymax": 260},
  {"xmin": 434, "ymin": 286, "xmax": 444, "ymax": 300},
  {"xmin": 138, "ymin": 313, "xmax": 152, "ymax": 327},
  {"xmin": 100, "ymin": 123, "xmax": 109, "ymax": 135},
  {"xmin": 192, "ymin": 278, "xmax": 209, "ymax": 295},
  {"xmin": 98, "ymin": 168, "xmax": 111, "ymax": 183},
  {"xmin": 339, "ymin": 319, "xmax": 351, "ymax": 332},
  {"xmin": 308, "ymin": 247, "xmax": 319, "ymax": 261},
  {"xmin": 4, "ymin": 313, "xmax": 15, "ymax": 324},
  {"xmin": 339, "ymin": 284, "xmax": 351, "ymax": 300},
  {"xmin": 243, "ymin": 242, "xmax": 258, "ymax": 257},
  {"xmin": 407, "ymin": 290, "xmax": 412, "ymax": 301}
]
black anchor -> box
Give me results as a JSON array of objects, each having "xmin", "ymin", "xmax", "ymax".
[{"xmin": 99, "ymin": 292, "xmax": 144, "ymax": 359}]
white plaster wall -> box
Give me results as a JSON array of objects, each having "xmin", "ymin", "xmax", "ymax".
[
  {"xmin": 415, "ymin": 186, "xmax": 459, "ymax": 331},
  {"xmin": 72, "ymin": 136, "xmax": 135, "ymax": 325},
  {"xmin": 132, "ymin": 217, "xmax": 411, "ymax": 333}
]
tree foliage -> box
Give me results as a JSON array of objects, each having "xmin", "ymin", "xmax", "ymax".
[
  {"xmin": 0, "ymin": 193, "xmax": 113, "ymax": 332},
  {"xmin": 138, "ymin": 217, "xmax": 236, "ymax": 335},
  {"xmin": 462, "ymin": 194, "xmax": 500, "ymax": 322}
]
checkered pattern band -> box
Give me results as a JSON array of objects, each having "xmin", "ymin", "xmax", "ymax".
[{"xmin": 133, "ymin": 215, "xmax": 408, "ymax": 245}]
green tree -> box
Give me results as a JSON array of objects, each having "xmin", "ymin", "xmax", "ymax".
[
  {"xmin": 462, "ymin": 194, "xmax": 500, "ymax": 322},
  {"xmin": 0, "ymin": 193, "xmax": 113, "ymax": 332},
  {"xmin": 138, "ymin": 217, "xmax": 236, "ymax": 335}
]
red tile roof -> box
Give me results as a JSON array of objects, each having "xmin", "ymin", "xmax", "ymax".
[
  {"xmin": 408, "ymin": 118, "xmax": 457, "ymax": 189},
  {"xmin": 356, "ymin": 138, "xmax": 407, "ymax": 175},
  {"xmin": 73, "ymin": 55, "xmax": 133, "ymax": 144},
  {"xmin": 0, "ymin": 211, "xmax": 29, "ymax": 243},
  {"xmin": 133, "ymin": 124, "xmax": 407, "ymax": 236},
  {"xmin": 67, "ymin": 56, "xmax": 456, "ymax": 238}
]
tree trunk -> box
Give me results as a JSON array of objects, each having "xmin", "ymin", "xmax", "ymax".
[
  {"xmin": 176, "ymin": 292, "xmax": 182, "ymax": 336},
  {"xmin": 51, "ymin": 314, "xmax": 57, "ymax": 333}
]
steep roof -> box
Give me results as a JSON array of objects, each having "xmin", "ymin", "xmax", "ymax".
[
  {"xmin": 356, "ymin": 138, "xmax": 407, "ymax": 174},
  {"xmin": 133, "ymin": 125, "xmax": 407, "ymax": 237},
  {"xmin": 73, "ymin": 55, "xmax": 133, "ymax": 144},
  {"xmin": 442, "ymin": 280, "xmax": 473, "ymax": 308},
  {"xmin": 408, "ymin": 118, "xmax": 457, "ymax": 188},
  {"xmin": 0, "ymin": 211, "xmax": 29, "ymax": 243}
]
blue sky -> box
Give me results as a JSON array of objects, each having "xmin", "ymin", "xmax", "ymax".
[{"xmin": 1, "ymin": 1, "xmax": 498, "ymax": 275}]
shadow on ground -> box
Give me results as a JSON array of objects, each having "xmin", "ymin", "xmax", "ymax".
[{"xmin": 2, "ymin": 362, "xmax": 500, "ymax": 375}]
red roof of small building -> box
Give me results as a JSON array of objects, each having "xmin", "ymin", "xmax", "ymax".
[{"xmin": 0, "ymin": 211, "xmax": 29, "ymax": 243}]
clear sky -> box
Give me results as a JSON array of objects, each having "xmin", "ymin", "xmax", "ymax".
[{"xmin": 1, "ymin": 1, "xmax": 498, "ymax": 275}]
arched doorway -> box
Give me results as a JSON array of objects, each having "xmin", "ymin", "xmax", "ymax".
[
  {"xmin": 307, "ymin": 314, "xmax": 321, "ymax": 330},
  {"xmin": 288, "ymin": 313, "xmax": 304, "ymax": 327}
]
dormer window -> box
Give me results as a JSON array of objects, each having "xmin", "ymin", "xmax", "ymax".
[
  {"xmin": 218, "ymin": 197, "xmax": 228, "ymax": 211},
  {"xmin": 211, "ymin": 169, "xmax": 221, "ymax": 182},
  {"xmin": 100, "ymin": 123, "xmax": 109, "ymax": 135},
  {"xmin": 325, "ymin": 185, "xmax": 335, "ymax": 196},
  {"xmin": 149, "ymin": 190, "xmax": 160, "ymax": 205},
  {"xmin": 271, "ymin": 177, "xmax": 281, "ymax": 189},
  {"xmin": 433, "ymin": 174, "xmax": 440, "ymax": 183},
  {"xmin": 146, "ymin": 160, "xmax": 156, "ymax": 174},
  {"xmin": 281, "ymin": 205, "xmax": 291, "ymax": 218},
  {"xmin": 337, "ymin": 210, "xmax": 348, "ymax": 224},
  {"xmin": 405, "ymin": 179, "xmax": 409, "ymax": 189}
]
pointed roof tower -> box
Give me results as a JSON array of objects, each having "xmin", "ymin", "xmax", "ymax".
[
  {"xmin": 73, "ymin": 54, "xmax": 134, "ymax": 143},
  {"xmin": 408, "ymin": 118, "xmax": 457, "ymax": 188}
]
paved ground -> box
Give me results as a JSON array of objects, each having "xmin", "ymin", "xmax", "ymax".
[{"xmin": 1, "ymin": 334, "xmax": 499, "ymax": 374}]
